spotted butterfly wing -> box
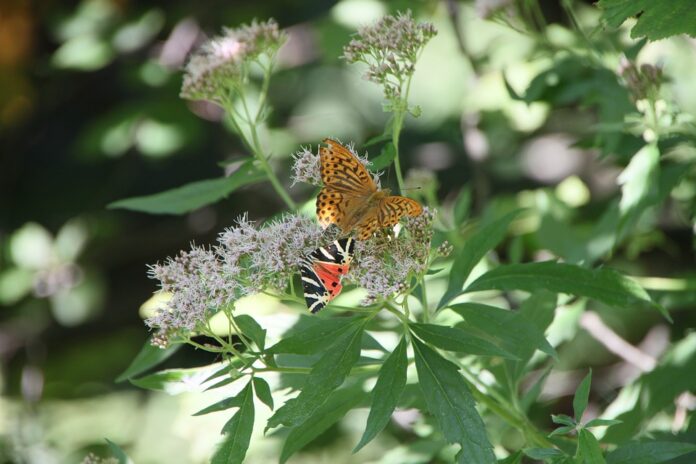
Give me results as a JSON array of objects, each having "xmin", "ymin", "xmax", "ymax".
[
  {"xmin": 300, "ymin": 238, "xmax": 355, "ymax": 313},
  {"xmin": 316, "ymin": 138, "xmax": 423, "ymax": 240}
]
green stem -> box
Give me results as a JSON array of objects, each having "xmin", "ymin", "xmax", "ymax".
[
  {"xmin": 224, "ymin": 86, "xmax": 297, "ymax": 210},
  {"xmin": 420, "ymin": 277, "xmax": 430, "ymax": 323},
  {"xmin": 391, "ymin": 109, "xmax": 406, "ymax": 193}
]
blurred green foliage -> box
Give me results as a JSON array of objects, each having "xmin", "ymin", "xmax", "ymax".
[{"xmin": 2, "ymin": 0, "xmax": 696, "ymax": 463}]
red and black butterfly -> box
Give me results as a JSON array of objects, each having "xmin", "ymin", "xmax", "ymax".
[{"xmin": 300, "ymin": 238, "xmax": 355, "ymax": 313}]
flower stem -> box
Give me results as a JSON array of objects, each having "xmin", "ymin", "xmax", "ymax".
[{"xmin": 391, "ymin": 109, "xmax": 406, "ymax": 193}]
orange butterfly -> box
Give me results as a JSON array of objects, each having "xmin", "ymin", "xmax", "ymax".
[{"xmin": 316, "ymin": 138, "xmax": 423, "ymax": 240}]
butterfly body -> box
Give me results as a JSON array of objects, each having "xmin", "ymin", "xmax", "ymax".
[
  {"xmin": 300, "ymin": 238, "xmax": 354, "ymax": 313},
  {"xmin": 317, "ymin": 139, "xmax": 422, "ymax": 240}
]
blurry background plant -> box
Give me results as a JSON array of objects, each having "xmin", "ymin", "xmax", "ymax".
[{"xmin": 2, "ymin": 0, "xmax": 696, "ymax": 463}]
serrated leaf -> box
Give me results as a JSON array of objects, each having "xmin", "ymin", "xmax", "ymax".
[
  {"xmin": 129, "ymin": 366, "xmax": 218, "ymax": 393},
  {"xmin": 354, "ymin": 336, "xmax": 408, "ymax": 452},
  {"xmin": 450, "ymin": 303, "xmax": 556, "ymax": 361},
  {"xmin": 235, "ymin": 315, "xmax": 266, "ymax": 350},
  {"xmin": 578, "ymin": 429, "xmax": 606, "ymax": 464},
  {"xmin": 523, "ymin": 448, "xmax": 564, "ymax": 459},
  {"xmin": 116, "ymin": 337, "xmax": 181, "ymax": 382},
  {"xmin": 520, "ymin": 365, "xmax": 552, "ymax": 412},
  {"xmin": 438, "ymin": 210, "xmax": 521, "ymax": 309},
  {"xmin": 412, "ymin": 337, "xmax": 495, "ymax": 464},
  {"xmin": 252, "ymin": 377, "xmax": 274, "ymax": 410},
  {"xmin": 212, "ymin": 381, "xmax": 254, "ymax": 464},
  {"xmin": 574, "ymin": 370, "xmax": 593, "ymax": 422},
  {"xmin": 108, "ymin": 160, "xmax": 265, "ymax": 215},
  {"xmin": 267, "ymin": 320, "xmax": 366, "ymax": 430},
  {"xmin": 464, "ymin": 262, "xmax": 669, "ymax": 321},
  {"xmin": 585, "ymin": 418, "xmax": 622, "ymax": 428},
  {"xmin": 606, "ymin": 441, "xmax": 696, "ymax": 464},
  {"xmin": 105, "ymin": 439, "xmax": 133, "ymax": 464},
  {"xmin": 410, "ymin": 323, "xmax": 518, "ymax": 359},
  {"xmin": 552, "ymin": 414, "xmax": 576, "ymax": 426},
  {"xmin": 280, "ymin": 388, "xmax": 364, "ymax": 464},
  {"xmin": 194, "ymin": 388, "xmax": 248, "ymax": 416},
  {"xmin": 267, "ymin": 316, "xmax": 365, "ymax": 355},
  {"xmin": 597, "ymin": 0, "xmax": 696, "ymax": 41}
]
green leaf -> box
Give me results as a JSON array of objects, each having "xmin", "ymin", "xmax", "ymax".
[
  {"xmin": 279, "ymin": 387, "xmax": 364, "ymax": 464},
  {"xmin": 438, "ymin": 210, "xmax": 522, "ymax": 309},
  {"xmin": 354, "ymin": 336, "xmax": 408, "ymax": 452},
  {"xmin": 464, "ymin": 262, "xmax": 669, "ymax": 321},
  {"xmin": 212, "ymin": 381, "xmax": 255, "ymax": 464},
  {"xmin": 129, "ymin": 366, "xmax": 219, "ymax": 393},
  {"xmin": 267, "ymin": 320, "xmax": 366, "ymax": 430},
  {"xmin": 411, "ymin": 323, "xmax": 518, "ymax": 359},
  {"xmin": 108, "ymin": 160, "xmax": 265, "ymax": 215},
  {"xmin": 549, "ymin": 425, "xmax": 576, "ymax": 437},
  {"xmin": 574, "ymin": 370, "xmax": 593, "ymax": 422},
  {"xmin": 597, "ymin": 0, "xmax": 696, "ymax": 41},
  {"xmin": 498, "ymin": 450, "xmax": 523, "ymax": 464},
  {"xmin": 268, "ymin": 316, "xmax": 365, "ymax": 355},
  {"xmin": 369, "ymin": 142, "xmax": 396, "ymax": 171},
  {"xmin": 453, "ymin": 187, "xmax": 471, "ymax": 226},
  {"xmin": 105, "ymin": 439, "xmax": 133, "ymax": 464},
  {"xmin": 194, "ymin": 387, "xmax": 248, "ymax": 416},
  {"xmin": 603, "ymin": 333, "xmax": 696, "ymax": 442},
  {"xmin": 116, "ymin": 338, "xmax": 181, "ymax": 382},
  {"xmin": 617, "ymin": 144, "xmax": 660, "ymax": 237},
  {"xmin": 523, "ymin": 448, "xmax": 564, "ymax": 459},
  {"xmin": 252, "ymin": 377, "xmax": 274, "ymax": 410},
  {"xmin": 450, "ymin": 303, "xmax": 556, "ymax": 361},
  {"xmin": 412, "ymin": 337, "xmax": 495, "ymax": 464},
  {"xmin": 606, "ymin": 441, "xmax": 696, "ymax": 464},
  {"xmin": 578, "ymin": 429, "xmax": 606, "ymax": 464},
  {"xmin": 552, "ymin": 414, "xmax": 576, "ymax": 426},
  {"xmin": 585, "ymin": 418, "xmax": 622, "ymax": 428},
  {"xmin": 235, "ymin": 315, "xmax": 266, "ymax": 350}
]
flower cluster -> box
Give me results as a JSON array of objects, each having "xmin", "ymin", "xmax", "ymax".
[
  {"xmin": 147, "ymin": 214, "xmax": 325, "ymax": 339},
  {"xmin": 342, "ymin": 11, "xmax": 436, "ymax": 101},
  {"xmin": 180, "ymin": 19, "xmax": 286, "ymax": 103},
  {"xmin": 618, "ymin": 57, "xmax": 663, "ymax": 103},
  {"xmin": 350, "ymin": 207, "xmax": 435, "ymax": 302},
  {"xmin": 291, "ymin": 142, "xmax": 380, "ymax": 188}
]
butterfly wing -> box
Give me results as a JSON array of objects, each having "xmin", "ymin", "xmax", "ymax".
[
  {"xmin": 320, "ymin": 138, "xmax": 377, "ymax": 196},
  {"xmin": 300, "ymin": 238, "xmax": 354, "ymax": 313},
  {"xmin": 353, "ymin": 196, "xmax": 423, "ymax": 240},
  {"xmin": 317, "ymin": 139, "xmax": 377, "ymax": 232}
]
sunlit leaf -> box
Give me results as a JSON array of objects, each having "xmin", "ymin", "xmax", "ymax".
[
  {"xmin": 108, "ymin": 160, "xmax": 266, "ymax": 214},
  {"xmin": 585, "ymin": 419, "xmax": 622, "ymax": 428},
  {"xmin": 129, "ymin": 365, "xmax": 218, "ymax": 394},
  {"xmin": 465, "ymin": 262, "xmax": 669, "ymax": 321},
  {"xmin": 618, "ymin": 144, "xmax": 660, "ymax": 237},
  {"xmin": 438, "ymin": 210, "xmax": 522, "ymax": 309},
  {"xmin": 267, "ymin": 319, "xmax": 366, "ymax": 429},
  {"xmin": 212, "ymin": 381, "xmax": 255, "ymax": 464},
  {"xmin": 354, "ymin": 336, "xmax": 408, "ymax": 452},
  {"xmin": 235, "ymin": 315, "xmax": 266, "ymax": 350},
  {"xmin": 412, "ymin": 337, "xmax": 496, "ymax": 464},
  {"xmin": 116, "ymin": 338, "xmax": 181, "ymax": 382}
]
